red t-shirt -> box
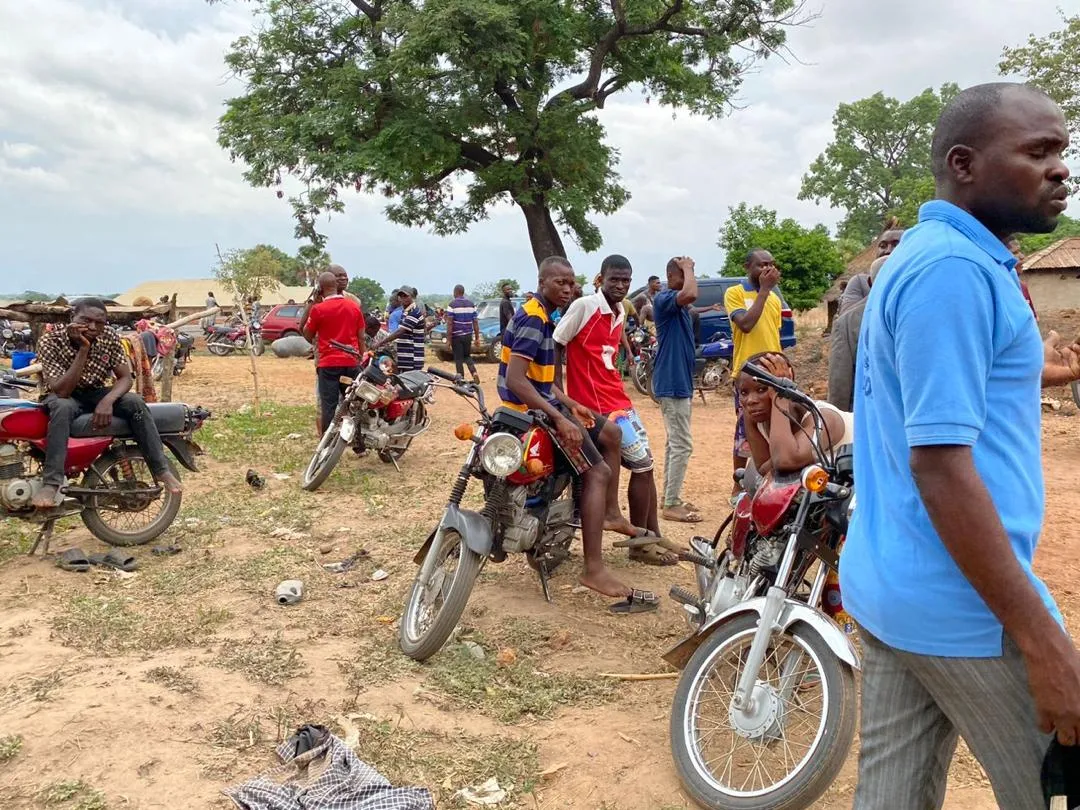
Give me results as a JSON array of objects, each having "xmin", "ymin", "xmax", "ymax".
[
  {"xmin": 552, "ymin": 292, "xmax": 631, "ymax": 414},
  {"xmin": 306, "ymin": 296, "xmax": 364, "ymax": 368}
]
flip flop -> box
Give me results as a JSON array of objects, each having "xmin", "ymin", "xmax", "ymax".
[
  {"xmin": 628, "ymin": 544, "xmax": 678, "ymax": 567},
  {"xmin": 662, "ymin": 504, "xmax": 703, "ymax": 523},
  {"xmin": 55, "ymin": 548, "xmax": 90, "ymax": 573},
  {"xmin": 88, "ymin": 551, "xmax": 138, "ymax": 572},
  {"xmin": 609, "ymin": 588, "xmax": 660, "ymax": 614},
  {"xmin": 613, "ymin": 529, "xmax": 665, "ymax": 550},
  {"xmin": 151, "ymin": 544, "xmax": 183, "ymax": 556}
]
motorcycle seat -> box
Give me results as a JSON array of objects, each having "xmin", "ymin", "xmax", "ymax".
[
  {"xmin": 70, "ymin": 402, "xmax": 188, "ymax": 438},
  {"xmin": 394, "ymin": 370, "xmax": 431, "ymax": 399},
  {"xmin": 208, "ymin": 325, "xmax": 232, "ymax": 334}
]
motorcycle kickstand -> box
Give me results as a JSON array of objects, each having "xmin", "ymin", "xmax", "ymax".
[
  {"xmin": 536, "ymin": 562, "xmax": 553, "ymax": 603},
  {"xmin": 388, "ymin": 452, "xmax": 402, "ymax": 473},
  {"xmin": 30, "ymin": 519, "xmax": 56, "ymax": 557}
]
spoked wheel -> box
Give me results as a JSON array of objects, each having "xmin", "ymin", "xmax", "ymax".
[
  {"xmin": 301, "ymin": 422, "xmax": 347, "ymax": 491},
  {"xmin": 80, "ymin": 448, "xmax": 182, "ymax": 546},
  {"xmin": 252, "ymin": 336, "xmax": 265, "ymax": 356},
  {"xmin": 670, "ymin": 613, "xmax": 857, "ymax": 810},
  {"xmin": 151, "ymin": 357, "xmax": 164, "ymax": 381},
  {"xmin": 206, "ymin": 339, "xmax": 232, "ymax": 356},
  {"xmin": 399, "ymin": 527, "xmax": 483, "ymax": 661}
]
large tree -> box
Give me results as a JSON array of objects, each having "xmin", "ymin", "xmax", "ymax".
[
  {"xmin": 1000, "ymin": 11, "xmax": 1080, "ymax": 143},
  {"xmin": 718, "ymin": 203, "xmax": 843, "ymax": 311},
  {"xmin": 799, "ymin": 84, "xmax": 959, "ymax": 244},
  {"xmin": 346, "ymin": 275, "xmax": 387, "ymax": 308},
  {"xmin": 217, "ymin": 0, "xmax": 803, "ymax": 264}
]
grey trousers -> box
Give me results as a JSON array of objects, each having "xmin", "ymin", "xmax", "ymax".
[
  {"xmin": 658, "ymin": 396, "xmax": 692, "ymax": 507},
  {"xmin": 854, "ymin": 625, "xmax": 1051, "ymax": 810}
]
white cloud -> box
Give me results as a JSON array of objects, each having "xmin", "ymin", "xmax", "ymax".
[{"xmin": 0, "ymin": 0, "xmax": 1077, "ymax": 294}]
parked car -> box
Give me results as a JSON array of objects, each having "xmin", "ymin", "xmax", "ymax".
[
  {"xmin": 631, "ymin": 277, "xmax": 797, "ymax": 348},
  {"xmin": 429, "ymin": 297, "xmax": 525, "ymax": 362},
  {"xmin": 259, "ymin": 303, "xmax": 305, "ymax": 342}
]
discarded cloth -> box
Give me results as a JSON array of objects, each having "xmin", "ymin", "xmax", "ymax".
[
  {"xmin": 120, "ymin": 335, "xmax": 158, "ymax": 402},
  {"xmin": 223, "ymin": 724, "xmax": 434, "ymax": 810}
]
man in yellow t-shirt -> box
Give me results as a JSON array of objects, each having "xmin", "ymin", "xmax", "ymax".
[{"xmin": 723, "ymin": 249, "xmax": 783, "ymax": 494}]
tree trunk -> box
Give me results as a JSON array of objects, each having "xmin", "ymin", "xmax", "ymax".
[{"xmin": 518, "ymin": 200, "xmax": 567, "ymax": 265}]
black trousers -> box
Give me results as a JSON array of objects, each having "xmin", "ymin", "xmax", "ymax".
[
  {"xmin": 451, "ymin": 335, "xmax": 478, "ymax": 376},
  {"xmin": 317, "ymin": 365, "xmax": 360, "ymax": 432},
  {"xmin": 43, "ymin": 389, "xmax": 171, "ymax": 487}
]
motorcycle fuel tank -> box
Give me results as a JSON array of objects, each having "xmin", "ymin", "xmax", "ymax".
[
  {"xmin": 0, "ymin": 401, "xmax": 48, "ymax": 441},
  {"xmin": 751, "ymin": 475, "xmax": 803, "ymax": 536},
  {"xmin": 506, "ymin": 427, "xmax": 555, "ymax": 485}
]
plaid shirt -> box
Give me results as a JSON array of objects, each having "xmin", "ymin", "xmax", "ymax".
[{"xmin": 37, "ymin": 327, "xmax": 127, "ymax": 390}]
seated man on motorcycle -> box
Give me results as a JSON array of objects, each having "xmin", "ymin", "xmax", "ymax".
[
  {"xmin": 738, "ymin": 353, "xmax": 852, "ymax": 491},
  {"xmin": 499, "ymin": 257, "xmax": 659, "ymax": 613},
  {"xmin": 32, "ymin": 298, "xmax": 182, "ymax": 509}
]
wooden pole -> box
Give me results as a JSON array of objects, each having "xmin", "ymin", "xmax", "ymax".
[{"xmin": 160, "ymin": 294, "xmax": 178, "ymax": 402}]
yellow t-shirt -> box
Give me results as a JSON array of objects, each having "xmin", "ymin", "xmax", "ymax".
[{"xmin": 723, "ymin": 283, "xmax": 782, "ymax": 374}]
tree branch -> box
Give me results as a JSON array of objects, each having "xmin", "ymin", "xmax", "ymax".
[
  {"xmin": 494, "ymin": 78, "xmax": 521, "ymax": 111},
  {"xmin": 346, "ymin": 0, "xmax": 380, "ymax": 21}
]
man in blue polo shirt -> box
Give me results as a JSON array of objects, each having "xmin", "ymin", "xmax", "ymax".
[
  {"xmin": 446, "ymin": 284, "xmax": 481, "ymax": 383},
  {"xmin": 843, "ymin": 82, "xmax": 1080, "ymax": 809}
]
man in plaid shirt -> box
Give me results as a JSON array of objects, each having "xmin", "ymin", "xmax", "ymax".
[{"xmin": 32, "ymin": 298, "xmax": 180, "ymax": 508}]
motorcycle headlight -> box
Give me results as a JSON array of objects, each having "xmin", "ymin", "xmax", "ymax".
[
  {"xmin": 250, "ymin": 320, "xmax": 261, "ymax": 329},
  {"xmin": 355, "ymin": 379, "xmax": 382, "ymax": 404},
  {"xmin": 1, "ymin": 328, "xmax": 11, "ymax": 339},
  {"xmin": 480, "ymin": 432, "xmax": 523, "ymax": 478}
]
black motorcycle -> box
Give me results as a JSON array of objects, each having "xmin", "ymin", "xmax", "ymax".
[
  {"xmin": 152, "ymin": 332, "xmax": 196, "ymax": 380},
  {"xmin": 0, "ymin": 321, "xmax": 33, "ymax": 358}
]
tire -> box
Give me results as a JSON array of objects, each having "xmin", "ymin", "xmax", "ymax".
[
  {"xmin": 206, "ymin": 339, "xmax": 232, "ymax": 356},
  {"xmin": 399, "ymin": 528, "xmax": 483, "ymax": 661},
  {"xmin": 631, "ymin": 359, "xmax": 651, "ymax": 396},
  {"xmin": 252, "ymin": 337, "xmax": 265, "ymax": 356},
  {"xmin": 1072, "ymin": 380, "xmax": 1080, "ymax": 410},
  {"xmin": 301, "ymin": 422, "xmax": 347, "ymax": 491},
  {"xmin": 486, "ymin": 338, "xmax": 502, "ymax": 363},
  {"xmin": 79, "ymin": 447, "xmax": 182, "ymax": 547},
  {"xmin": 670, "ymin": 613, "xmax": 857, "ymax": 810}
]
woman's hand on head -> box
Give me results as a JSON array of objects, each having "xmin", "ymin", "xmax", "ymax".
[{"xmin": 759, "ymin": 353, "xmax": 793, "ymax": 380}]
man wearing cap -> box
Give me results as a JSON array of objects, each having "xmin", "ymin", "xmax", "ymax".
[
  {"xmin": 828, "ymin": 256, "xmax": 886, "ymax": 411},
  {"xmin": 373, "ymin": 287, "xmax": 425, "ymax": 371}
]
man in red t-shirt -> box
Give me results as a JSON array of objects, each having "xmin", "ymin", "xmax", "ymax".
[
  {"xmin": 303, "ymin": 271, "xmax": 366, "ymax": 434},
  {"xmin": 554, "ymin": 255, "xmax": 676, "ymax": 566}
]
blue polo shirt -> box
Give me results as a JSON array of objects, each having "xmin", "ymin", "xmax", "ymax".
[
  {"xmin": 840, "ymin": 200, "xmax": 1059, "ymax": 657},
  {"xmin": 652, "ymin": 289, "xmax": 695, "ymax": 398}
]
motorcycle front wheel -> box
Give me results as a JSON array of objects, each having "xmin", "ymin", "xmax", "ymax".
[
  {"xmin": 399, "ymin": 527, "xmax": 483, "ymax": 661},
  {"xmin": 252, "ymin": 336, "xmax": 265, "ymax": 356},
  {"xmin": 79, "ymin": 448, "xmax": 182, "ymax": 546},
  {"xmin": 670, "ymin": 613, "xmax": 856, "ymax": 810},
  {"xmin": 206, "ymin": 339, "xmax": 232, "ymax": 356},
  {"xmin": 301, "ymin": 422, "xmax": 347, "ymax": 491}
]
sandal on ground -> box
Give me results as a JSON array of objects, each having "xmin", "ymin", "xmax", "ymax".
[
  {"xmin": 88, "ymin": 550, "xmax": 138, "ymax": 572},
  {"xmin": 662, "ymin": 504, "xmax": 703, "ymax": 523},
  {"xmin": 612, "ymin": 528, "xmax": 665, "ymax": 550},
  {"xmin": 55, "ymin": 548, "xmax": 90, "ymax": 573},
  {"xmin": 628, "ymin": 544, "xmax": 678, "ymax": 567},
  {"xmin": 609, "ymin": 589, "xmax": 661, "ymax": 614}
]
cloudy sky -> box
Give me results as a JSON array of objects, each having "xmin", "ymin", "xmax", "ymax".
[{"xmin": 0, "ymin": 0, "xmax": 1075, "ymax": 298}]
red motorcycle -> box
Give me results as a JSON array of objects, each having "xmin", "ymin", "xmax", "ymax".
[
  {"xmin": 204, "ymin": 319, "xmax": 264, "ymax": 356},
  {"xmin": 399, "ymin": 367, "xmax": 587, "ymax": 661},
  {"xmin": 0, "ymin": 374, "xmax": 210, "ymax": 552},
  {"xmin": 662, "ymin": 362, "xmax": 859, "ymax": 810},
  {"xmin": 301, "ymin": 342, "xmax": 434, "ymax": 490}
]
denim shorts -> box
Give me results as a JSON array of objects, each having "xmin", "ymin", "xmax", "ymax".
[{"xmin": 607, "ymin": 407, "xmax": 653, "ymax": 473}]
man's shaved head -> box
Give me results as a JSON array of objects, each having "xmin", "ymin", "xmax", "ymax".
[
  {"xmin": 317, "ymin": 271, "xmax": 338, "ymax": 293},
  {"xmin": 539, "ymin": 256, "xmax": 573, "ymax": 280}
]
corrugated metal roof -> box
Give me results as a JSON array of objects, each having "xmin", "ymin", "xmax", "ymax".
[{"xmin": 1024, "ymin": 238, "xmax": 1080, "ymax": 272}]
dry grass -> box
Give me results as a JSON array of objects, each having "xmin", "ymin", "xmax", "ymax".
[
  {"xmin": 144, "ymin": 666, "xmax": 200, "ymax": 696},
  {"xmin": 50, "ymin": 595, "xmax": 231, "ymax": 654},
  {"xmin": 38, "ymin": 780, "xmax": 108, "ymax": 809},
  {"xmin": 213, "ymin": 634, "xmax": 308, "ymax": 686},
  {"xmin": 0, "ymin": 734, "xmax": 22, "ymax": 762}
]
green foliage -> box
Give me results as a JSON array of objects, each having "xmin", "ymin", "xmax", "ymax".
[
  {"xmin": 346, "ymin": 276, "xmax": 387, "ymax": 309},
  {"xmin": 1017, "ymin": 214, "xmax": 1080, "ymax": 255},
  {"xmin": 1001, "ymin": 11, "xmax": 1080, "ymax": 143},
  {"xmin": 472, "ymin": 278, "xmax": 521, "ymax": 299},
  {"xmin": 718, "ymin": 203, "xmax": 844, "ymax": 311},
  {"xmin": 218, "ymin": 0, "xmax": 804, "ymax": 261},
  {"xmin": 799, "ymin": 84, "xmax": 959, "ymax": 243},
  {"xmin": 214, "ymin": 246, "xmax": 283, "ymax": 311}
]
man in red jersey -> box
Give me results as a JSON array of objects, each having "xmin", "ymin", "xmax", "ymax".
[
  {"xmin": 554, "ymin": 254, "xmax": 677, "ymax": 566},
  {"xmin": 303, "ymin": 271, "xmax": 366, "ymax": 435}
]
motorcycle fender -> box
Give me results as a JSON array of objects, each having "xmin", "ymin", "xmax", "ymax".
[
  {"xmin": 339, "ymin": 417, "xmax": 356, "ymax": 443},
  {"xmin": 661, "ymin": 596, "xmax": 861, "ymax": 672},
  {"xmin": 412, "ymin": 504, "xmax": 493, "ymax": 565},
  {"xmin": 163, "ymin": 437, "xmax": 202, "ymax": 473}
]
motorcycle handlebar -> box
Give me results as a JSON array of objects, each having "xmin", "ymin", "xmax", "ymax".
[
  {"xmin": 0, "ymin": 374, "xmax": 36, "ymax": 390},
  {"xmin": 328, "ymin": 340, "xmax": 361, "ymax": 357},
  {"xmin": 741, "ymin": 362, "xmax": 807, "ymax": 403},
  {"xmin": 426, "ymin": 366, "xmax": 462, "ymax": 383}
]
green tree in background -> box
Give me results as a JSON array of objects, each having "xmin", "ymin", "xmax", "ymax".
[
  {"xmin": 718, "ymin": 203, "xmax": 844, "ymax": 311},
  {"xmin": 1016, "ymin": 215, "xmax": 1080, "ymax": 256},
  {"xmin": 346, "ymin": 276, "xmax": 387, "ymax": 309},
  {"xmin": 799, "ymin": 84, "xmax": 959, "ymax": 244},
  {"xmin": 1001, "ymin": 11, "xmax": 1080, "ymax": 143},
  {"xmin": 471, "ymin": 278, "xmax": 521, "ymax": 299},
  {"xmin": 217, "ymin": 0, "xmax": 803, "ymax": 263}
]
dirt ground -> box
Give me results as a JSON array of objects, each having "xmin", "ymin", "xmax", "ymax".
[{"xmin": 1, "ymin": 327, "xmax": 1079, "ymax": 809}]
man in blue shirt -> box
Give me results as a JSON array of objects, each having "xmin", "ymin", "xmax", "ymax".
[
  {"xmin": 652, "ymin": 255, "xmax": 699, "ymax": 523},
  {"xmin": 387, "ymin": 290, "xmax": 404, "ymax": 333},
  {"xmin": 842, "ymin": 82, "xmax": 1080, "ymax": 809},
  {"xmin": 446, "ymin": 284, "xmax": 481, "ymax": 384}
]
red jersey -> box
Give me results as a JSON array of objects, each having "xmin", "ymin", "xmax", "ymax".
[
  {"xmin": 552, "ymin": 292, "xmax": 631, "ymax": 414},
  {"xmin": 306, "ymin": 296, "xmax": 364, "ymax": 367}
]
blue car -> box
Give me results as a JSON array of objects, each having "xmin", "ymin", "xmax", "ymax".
[
  {"xmin": 430, "ymin": 297, "xmax": 525, "ymax": 362},
  {"xmin": 631, "ymin": 277, "xmax": 797, "ymax": 348}
]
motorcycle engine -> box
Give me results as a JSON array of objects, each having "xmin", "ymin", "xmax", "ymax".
[
  {"xmin": 701, "ymin": 361, "xmax": 727, "ymax": 389},
  {"xmin": 747, "ymin": 534, "xmax": 785, "ymax": 577},
  {"xmin": 0, "ymin": 443, "xmax": 39, "ymax": 512},
  {"xmin": 500, "ymin": 486, "xmax": 540, "ymax": 553}
]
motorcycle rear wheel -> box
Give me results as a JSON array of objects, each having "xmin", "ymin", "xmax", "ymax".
[
  {"xmin": 206, "ymin": 339, "xmax": 232, "ymax": 356},
  {"xmin": 399, "ymin": 528, "xmax": 483, "ymax": 661},
  {"xmin": 302, "ymin": 422, "xmax": 347, "ymax": 491},
  {"xmin": 670, "ymin": 613, "xmax": 857, "ymax": 810},
  {"xmin": 79, "ymin": 448, "xmax": 182, "ymax": 547}
]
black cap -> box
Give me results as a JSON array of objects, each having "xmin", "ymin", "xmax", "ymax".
[{"xmin": 1043, "ymin": 739, "xmax": 1080, "ymax": 809}]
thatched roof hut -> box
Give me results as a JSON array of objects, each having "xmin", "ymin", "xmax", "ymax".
[
  {"xmin": 1018, "ymin": 238, "xmax": 1080, "ymax": 312},
  {"xmin": 1024, "ymin": 238, "xmax": 1080, "ymax": 273}
]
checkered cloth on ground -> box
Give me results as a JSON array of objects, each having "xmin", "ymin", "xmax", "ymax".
[{"xmin": 223, "ymin": 725, "xmax": 433, "ymax": 810}]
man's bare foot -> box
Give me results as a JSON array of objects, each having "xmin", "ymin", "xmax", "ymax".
[
  {"xmin": 578, "ymin": 568, "xmax": 631, "ymax": 599},
  {"xmin": 158, "ymin": 472, "xmax": 183, "ymax": 495},
  {"xmin": 32, "ymin": 485, "xmax": 59, "ymax": 510},
  {"xmin": 603, "ymin": 514, "xmax": 640, "ymax": 537}
]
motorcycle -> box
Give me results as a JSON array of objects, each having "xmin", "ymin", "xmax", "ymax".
[
  {"xmin": 204, "ymin": 320, "xmax": 263, "ymax": 357},
  {"xmin": 634, "ymin": 331, "xmax": 733, "ymax": 403},
  {"xmin": 664, "ymin": 362, "xmax": 859, "ymax": 810},
  {"xmin": 0, "ymin": 373, "xmax": 210, "ymax": 552},
  {"xmin": 152, "ymin": 332, "xmax": 195, "ymax": 381},
  {"xmin": 301, "ymin": 342, "xmax": 434, "ymax": 490},
  {"xmin": 399, "ymin": 367, "xmax": 587, "ymax": 662},
  {"xmin": 1, "ymin": 321, "xmax": 34, "ymax": 358}
]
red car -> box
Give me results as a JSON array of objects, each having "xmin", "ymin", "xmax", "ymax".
[{"xmin": 259, "ymin": 303, "xmax": 305, "ymax": 342}]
